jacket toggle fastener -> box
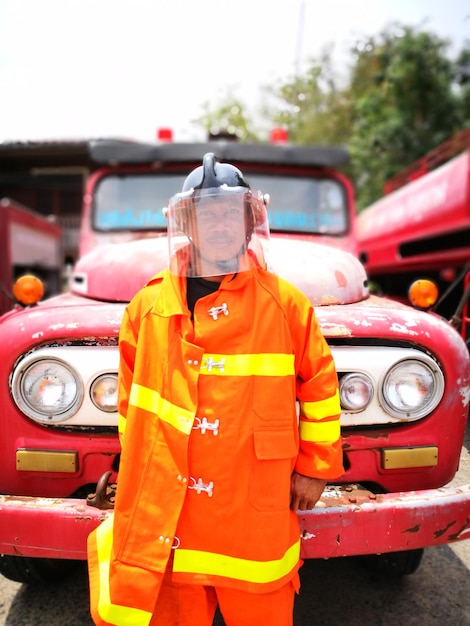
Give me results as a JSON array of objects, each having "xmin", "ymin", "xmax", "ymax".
[
  {"xmin": 193, "ymin": 416, "xmax": 220, "ymax": 436},
  {"xmin": 208, "ymin": 303, "xmax": 229, "ymax": 320},
  {"xmin": 202, "ymin": 356, "xmax": 225, "ymax": 372},
  {"xmin": 188, "ymin": 477, "xmax": 214, "ymax": 497}
]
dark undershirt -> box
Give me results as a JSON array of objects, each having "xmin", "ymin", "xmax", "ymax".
[{"xmin": 186, "ymin": 277, "xmax": 220, "ymax": 317}]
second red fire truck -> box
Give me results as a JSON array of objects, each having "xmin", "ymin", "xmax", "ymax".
[
  {"xmin": 357, "ymin": 128, "xmax": 470, "ymax": 347},
  {"xmin": 0, "ymin": 198, "xmax": 62, "ymax": 316}
]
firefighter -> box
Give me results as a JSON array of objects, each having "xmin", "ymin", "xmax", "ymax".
[{"xmin": 87, "ymin": 153, "xmax": 344, "ymax": 626}]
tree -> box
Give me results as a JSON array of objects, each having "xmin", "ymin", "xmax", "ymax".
[
  {"xmin": 196, "ymin": 25, "xmax": 469, "ymax": 210},
  {"xmin": 262, "ymin": 47, "xmax": 352, "ymax": 147},
  {"xmin": 347, "ymin": 25, "xmax": 463, "ymax": 208},
  {"xmin": 454, "ymin": 41, "xmax": 470, "ymax": 127},
  {"xmin": 198, "ymin": 90, "xmax": 259, "ymax": 142}
]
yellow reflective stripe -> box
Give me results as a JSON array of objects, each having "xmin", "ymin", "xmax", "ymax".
[
  {"xmin": 129, "ymin": 383, "xmax": 194, "ymax": 434},
  {"xmin": 118, "ymin": 413, "xmax": 126, "ymax": 446},
  {"xmin": 300, "ymin": 390, "xmax": 340, "ymax": 420},
  {"xmin": 173, "ymin": 539, "xmax": 300, "ymax": 584},
  {"xmin": 300, "ymin": 418, "xmax": 340, "ymax": 443},
  {"xmin": 200, "ymin": 353, "xmax": 295, "ymax": 376},
  {"xmin": 96, "ymin": 515, "xmax": 151, "ymax": 626},
  {"xmin": 118, "ymin": 413, "xmax": 126, "ymax": 437}
]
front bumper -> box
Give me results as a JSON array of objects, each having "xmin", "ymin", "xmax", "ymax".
[
  {"xmin": 299, "ymin": 483, "xmax": 470, "ymax": 558},
  {"xmin": 1, "ymin": 483, "xmax": 469, "ymax": 560}
]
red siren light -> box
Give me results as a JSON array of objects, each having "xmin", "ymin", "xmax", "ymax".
[
  {"xmin": 157, "ymin": 127, "xmax": 173, "ymax": 142},
  {"xmin": 270, "ymin": 127, "xmax": 289, "ymax": 144}
]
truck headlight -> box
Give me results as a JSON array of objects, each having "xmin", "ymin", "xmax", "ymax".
[
  {"xmin": 339, "ymin": 373, "xmax": 374, "ymax": 411},
  {"xmin": 90, "ymin": 374, "xmax": 118, "ymax": 412},
  {"xmin": 12, "ymin": 358, "xmax": 83, "ymax": 423},
  {"xmin": 380, "ymin": 358, "xmax": 444, "ymax": 419}
]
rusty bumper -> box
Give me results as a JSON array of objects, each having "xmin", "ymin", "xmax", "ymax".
[
  {"xmin": 0, "ymin": 495, "xmax": 111, "ymax": 560},
  {"xmin": 299, "ymin": 483, "xmax": 470, "ymax": 559},
  {"xmin": 0, "ymin": 483, "xmax": 469, "ymax": 560}
]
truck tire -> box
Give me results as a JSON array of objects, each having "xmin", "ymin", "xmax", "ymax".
[
  {"xmin": 0, "ymin": 554, "xmax": 81, "ymax": 585},
  {"xmin": 361, "ymin": 548, "xmax": 424, "ymax": 576}
]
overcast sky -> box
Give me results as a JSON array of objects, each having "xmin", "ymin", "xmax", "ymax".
[{"xmin": 0, "ymin": 0, "xmax": 469, "ymax": 143}]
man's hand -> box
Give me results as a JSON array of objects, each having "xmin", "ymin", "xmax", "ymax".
[{"xmin": 290, "ymin": 472, "xmax": 326, "ymax": 511}]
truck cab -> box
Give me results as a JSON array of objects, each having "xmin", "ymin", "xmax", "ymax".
[{"xmin": 0, "ymin": 139, "xmax": 469, "ymax": 585}]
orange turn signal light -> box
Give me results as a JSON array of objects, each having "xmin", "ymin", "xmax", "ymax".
[
  {"xmin": 13, "ymin": 274, "xmax": 45, "ymax": 306},
  {"xmin": 408, "ymin": 279, "xmax": 439, "ymax": 310}
]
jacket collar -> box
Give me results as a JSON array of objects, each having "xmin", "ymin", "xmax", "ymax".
[
  {"xmin": 150, "ymin": 268, "xmax": 256, "ymax": 318},
  {"xmin": 150, "ymin": 270, "xmax": 187, "ymax": 317}
]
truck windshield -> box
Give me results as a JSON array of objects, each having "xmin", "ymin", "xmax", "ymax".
[{"xmin": 93, "ymin": 173, "xmax": 348, "ymax": 235}]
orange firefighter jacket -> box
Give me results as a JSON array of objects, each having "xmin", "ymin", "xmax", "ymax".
[{"xmin": 88, "ymin": 266, "xmax": 343, "ymax": 626}]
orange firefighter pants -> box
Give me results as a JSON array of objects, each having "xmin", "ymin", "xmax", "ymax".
[{"xmin": 149, "ymin": 560, "xmax": 299, "ymax": 626}]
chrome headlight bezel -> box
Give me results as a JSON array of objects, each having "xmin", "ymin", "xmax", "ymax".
[
  {"xmin": 331, "ymin": 346, "xmax": 445, "ymax": 427},
  {"xmin": 339, "ymin": 373, "xmax": 374, "ymax": 412},
  {"xmin": 10, "ymin": 346, "xmax": 119, "ymax": 427},
  {"xmin": 90, "ymin": 373, "xmax": 119, "ymax": 413},
  {"xmin": 11, "ymin": 357, "xmax": 84, "ymax": 424},
  {"xmin": 379, "ymin": 357, "xmax": 445, "ymax": 420}
]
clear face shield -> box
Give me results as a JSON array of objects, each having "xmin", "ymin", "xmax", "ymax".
[{"xmin": 166, "ymin": 187, "xmax": 270, "ymax": 278}]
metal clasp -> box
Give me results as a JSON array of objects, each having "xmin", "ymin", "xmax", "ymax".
[
  {"xmin": 193, "ymin": 416, "xmax": 220, "ymax": 436},
  {"xmin": 208, "ymin": 303, "xmax": 229, "ymax": 320},
  {"xmin": 188, "ymin": 477, "xmax": 214, "ymax": 497},
  {"xmin": 203, "ymin": 356, "xmax": 225, "ymax": 372}
]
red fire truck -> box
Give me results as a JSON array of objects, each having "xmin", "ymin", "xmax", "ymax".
[
  {"xmin": 0, "ymin": 138, "xmax": 469, "ymax": 585},
  {"xmin": 356, "ymin": 128, "xmax": 470, "ymax": 346},
  {"xmin": 0, "ymin": 198, "xmax": 62, "ymax": 315}
]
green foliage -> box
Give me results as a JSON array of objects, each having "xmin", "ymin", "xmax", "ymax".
[
  {"xmin": 454, "ymin": 42, "xmax": 470, "ymax": 126},
  {"xmin": 196, "ymin": 25, "xmax": 469, "ymax": 210},
  {"xmin": 198, "ymin": 90, "xmax": 259, "ymax": 142},
  {"xmin": 264, "ymin": 48, "xmax": 352, "ymax": 146},
  {"xmin": 348, "ymin": 25, "xmax": 463, "ymax": 208}
]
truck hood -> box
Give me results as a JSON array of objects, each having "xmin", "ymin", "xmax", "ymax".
[{"xmin": 71, "ymin": 236, "xmax": 369, "ymax": 306}]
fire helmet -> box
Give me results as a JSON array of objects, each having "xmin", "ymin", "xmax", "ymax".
[{"xmin": 166, "ymin": 153, "xmax": 270, "ymax": 277}]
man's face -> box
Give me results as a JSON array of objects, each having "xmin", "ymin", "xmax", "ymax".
[{"xmin": 191, "ymin": 195, "xmax": 247, "ymax": 272}]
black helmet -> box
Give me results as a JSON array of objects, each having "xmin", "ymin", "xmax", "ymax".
[{"xmin": 182, "ymin": 152, "xmax": 250, "ymax": 193}]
